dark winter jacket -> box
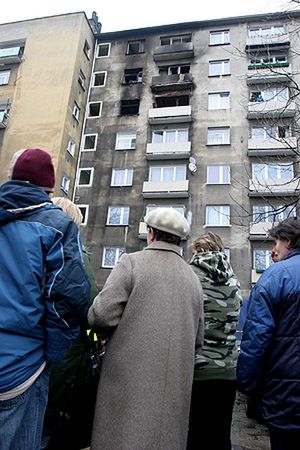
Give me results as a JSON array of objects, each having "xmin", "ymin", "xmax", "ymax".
[
  {"xmin": 0, "ymin": 180, "xmax": 90, "ymax": 393},
  {"xmin": 237, "ymin": 250, "xmax": 300, "ymax": 431}
]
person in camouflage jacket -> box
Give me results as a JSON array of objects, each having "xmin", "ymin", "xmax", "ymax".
[{"xmin": 187, "ymin": 232, "xmax": 242, "ymax": 450}]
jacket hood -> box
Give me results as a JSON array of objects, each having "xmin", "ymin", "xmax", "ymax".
[
  {"xmin": 0, "ymin": 180, "xmax": 52, "ymax": 225},
  {"xmin": 191, "ymin": 251, "xmax": 233, "ymax": 283}
]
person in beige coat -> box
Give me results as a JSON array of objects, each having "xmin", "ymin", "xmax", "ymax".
[{"xmin": 88, "ymin": 208, "xmax": 204, "ymax": 450}]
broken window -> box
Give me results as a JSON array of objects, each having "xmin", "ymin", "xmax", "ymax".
[
  {"xmin": 97, "ymin": 43, "xmax": 110, "ymax": 57},
  {"xmin": 155, "ymin": 95, "xmax": 189, "ymax": 108},
  {"xmin": 126, "ymin": 40, "xmax": 145, "ymax": 55},
  {"xmin": 120, "ymin": 99, "xmax": 140, "ymax": 115},
  {"xmin": 88, "ymin": 102, "xmax": 102, "ymax": 118},
  {"xmin": 123, "ymin": 68, "xmax": 143, "ymax": 84},
  {"xmin": 93, "ymin": 72, "xmax": 106, "ymax": 87}
]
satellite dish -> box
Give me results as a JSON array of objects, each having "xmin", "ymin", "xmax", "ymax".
[
  {"xmin": 189, "ymin": 156, "xmax": 196, "ymax": 165},
  {"xmin": 188, "ymin": 162, "xmax": 197, "ymax": 173}
]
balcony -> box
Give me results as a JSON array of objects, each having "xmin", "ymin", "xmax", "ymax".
[
  {"xmin": 248, "ymin": 137, "xmax": 297, "ymax": 157},
  {"xmin": 142, "ymin": 180, "xmax": 189, "ymax": 198},
  {"xmin": 153, "ymin": 42, "xmax": 194, "ymax": 61},
  {"xmin": 246, "ymin": 33, "xmax": 290, "ymax": 51},
  {"xmin": 247, "ymin": 66, "xmax": 292, "ymax": 84},
  {"xmin": 249, "ymin": 222, "xmax": 275, "ymax": 240},
  {"xmin": 249, "ymin": 178, "xmax": 300, "ymax": 197},
  {"xmin": 151, "ymin": 73, "xmax": 193, "ymax": 92},
  {"xmin": 0, "ymin": 46, "xmax": 23, "ymax": 64},
  {"xmin": 247, "ymin": 100, "xmax": 296, "ymax": 119},
  {"xmin": 148, "ymin": 105, "xmax": 191, "ymax": 125},
  {"xmin": 146, "ymin": 141, "xmax": 191, "ymax": 160},
  {"xmin": 0, "ymin": 111, "xmax": 8, "ymax": 128}
]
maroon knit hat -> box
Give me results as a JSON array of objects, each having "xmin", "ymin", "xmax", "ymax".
[{"xmin": 10, "ymin": 148, "xmax": 55, "ymax": 192}]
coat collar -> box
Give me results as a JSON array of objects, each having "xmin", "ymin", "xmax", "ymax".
[{"xmin": 144, "ymin": 240, "xmax": 182, "ymax": 257}]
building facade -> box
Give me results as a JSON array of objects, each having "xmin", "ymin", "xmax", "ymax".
[{"xmin": 0, "ymin": 12, "xmax": 100, "ymax": 195}]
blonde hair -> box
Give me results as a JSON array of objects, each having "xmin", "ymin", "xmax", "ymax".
[
  {"xmin": 52, "ymin": 197, "xmax": 83, "ymax": 228},
  {"xmin": 192, "ymin": 232, "xmax": 224, "ymax": 253}
]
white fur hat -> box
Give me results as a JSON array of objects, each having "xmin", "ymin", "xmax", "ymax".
[{"xmin": 144, "ymin": 207, "xmax": 190, "ymax": 238}]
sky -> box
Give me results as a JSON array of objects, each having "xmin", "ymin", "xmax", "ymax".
[{"xmin": 1, "ymin": 0, "xmax": 300, "ymax": 32}]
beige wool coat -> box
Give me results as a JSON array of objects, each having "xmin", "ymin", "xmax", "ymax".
[{"xmin": 88, "ymin": 241, "xmax": 204, "ymax": 450}]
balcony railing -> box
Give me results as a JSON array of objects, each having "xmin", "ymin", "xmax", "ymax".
[
  {"xmin": 151, "ymin": 73, "xmax": 193, "ymax": 92},
  {"xmin": 247, "ymin": 66, "xmax": 292, "ymax": 84},
  {"xmin": 146, "ymin": 141, "xmax": 191, "ymax": 160},
  {"xmin": 249, "ymin": 178, "xmax": 300, "ymax": 196},
  {"xmin": 153, "ymin": 42, "xmax": 194, "ymax": 61},
  {"xmin": 249, "ymin": 222, "xmax": 275, "ymax": 239},
  {"xmin": 248, "ymin": 136, "xmax": 297, "ymax": 156},
  {"xmin": 246, "ymin": 33, "xmax": 290, "ymax": 51},
  {"xmin": 142, "ymin": 180, "xmax": 189, "ymax": 198},
  {"xmin": 247, "ymin": 100, "xmax": 296, "ymax": 119},
  {"xmin": 148, "ymin": 105, "xmax": 191, "ymax": 124}
]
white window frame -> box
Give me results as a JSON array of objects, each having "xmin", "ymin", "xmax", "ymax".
[
  {"xmin": 253, "ymin": 250, "xmax": 273, "ymax": 271},
  {"xmin": 207, "ymin": 127, "xmax": 230, "ymax": 145},
  {"xmin": 67, "ymin": 138, "xmax": 76, "ymax": 157},
  {"xmin": 209, "ymin": 60, "xmax": 230, "ymax": 76},
  {"xmin": 206, "ymin": 205, "xmax": 230, "ymax": 226},
  {"xmin": 82, "ymin": 134, "xmax": 98, "ymax": 152},
  {"xmin": 145, "ymin": 205, "xmax": 186, "ymax": 216},
  {"xmin": 224, "ymin": 248, "xmax": 230, "ymax": 261},
  {"xmin": 249, "ymin": 25, "xmax": 285, "ymax": 38},
  {"xmin": 92, "ymin": 71, "xmax": 107, "ymax": 87},
  {"xmin": 252, "ymin": 163, "xmax": 293, "ymax": 181},
  {"xmin": 160, "ymin": 34, "xmax": 192, "ymax": 45},
  {"xmin": 152, "ymin": 128, "xmax": 189, "ymax": 144},
  {"xmin": 102, "ymin": 247, "xmax": 125, "ymax": 268},
  {"xmin": 87, "ymin": 101, "xmax": 102, "ymax": 118},
  {"xmin": 106, "ymin": 206, "xmax": 130, "ymax": 225},
  {"xmin": 251, "ymin": 126, "xmax": 291, "ymax": 139},
  {"xmin": 83, "ymin": 40, "xmax": 91, "ymax": 59},
  {"xmin": 111, "ymin": 168, "xmax": 133, "ymax": 186},
  {"xmin": 126, "ymin": 40, "xmax": 145, "ymax": 55},
  {"xmin": 76, "ymin": 204, "xmax": 89, "ymax": 226},
  {"xmin": 78, "ymin": 70, "xmax": 86, "ymax": 90},
  {"xmin": 253, "ymin": 205, "xmax": 296, "ymax": 223},
  {"xmin": 208, "ymin": 92, "xmax": 230, "ymax": 110},
  {"xmin": 0, "ymin": 70, "xmax": 10, "ymax": 85},
  {"xmin": 97, "ymin": 43, "xmax": 111, "ymax": 58},
  {"xmin": 72, "ymin": 102, "xmax": 80, "ymax": 121},
  {"xmin": 115, "ymin": 132, "xmax": 136, "ymax": 150},
  {"xmin": 209, "ymin": 30, "xmax": 230, "ymax": 45},
  {"xmin": 207, "ymin": 165, "xmax": 230, "ymax": 184},
  {"xmin": 61, "ymin": 175, "xmax": 70, "ymax": 195},
  {"xmin": 149, "ymin": 165, "xmax": 186, "ymax": 182},
  {"xmin": 77, "ymin": 167, "xmax": 94, "ymax": 187}
]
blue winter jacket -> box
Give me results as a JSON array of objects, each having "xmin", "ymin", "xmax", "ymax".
[
  {"xmin": 0, "ymin": 181, "xmax": 90, "ymax": 393},
  {"xmin": 237, "ymin": 250, "xmax": 300, "ymax": 431}
]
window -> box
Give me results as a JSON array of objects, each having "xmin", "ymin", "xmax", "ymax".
[
  {"xmin": 120, "ymin": 99, "xmax": 140, "ymax": 115},
  {"xmin": 107, "ymin": 206, "xmax": 130, "ymax": 225},
  {"xmin": 207, "ymin": 127, "xmax": 230, "ymax": 145},
  {"xmin": 83, "ymin": 40, "xmax": 91, "ymax": 59},
  {"xmin": 253, "ymin": 250, "xmax": 272, "ymax": 271},
  {"xmin": 152, "ymin": 129, "xmax": 188, "ymax": 144},
  {"xmin": 249, "ymin": 87, "xmax": 289, "ymax": 103},
  {"xmin": 115, "ymin": 132, "xmax": 136, "ymax": 150},
  {"xmin": 149, "ymin": 165, "xmax": 186, "ymax": 182},
  {"xmin": 61, "ymin": 175, "xmax": 70, "ymax": 194},
  {"xmin": 77, "ymin": 205, "xmax": 89, "ymax": 226},
  {"xmin": 67, "ymin": 139, "xmax": 76, "ymax": 157},
  {"xmin": 207, "ymin": 165, "xmax": 230, "ymax": 184},
  {"xmin": 210, "ymin": 30, "xmax": 230, "ymax": 45},
  {"xmin": 160, "ymin": 34, "xmax": 191, "ymax": 45},
  {"xmin": 253, "ymin": 205, "xmax": 295, "ymax": 223},
  {"xmin": 208, "ymin": 92, "xmax": 230, "ymax": 110},
  {"xmin": 111, "ymin": 168, "xmax": 133, "ymax": 186},
  {"xmin": 206, "ymin": 205, "xmax": 230, "ymax": 226},
  {"xmin": 249, "ymin": 54, "xmax": 288, "ymax": 68},
  {"xmin": 126, "ymin": 40, "xmax": 145, "ymax": 55},
  {"xmin": 155, "ymin": 95, "xmax": 189, "ymax": 108},
  {"xmin": 102, "ymin": 247, "xmax": 125, "ymax": 268},
  {"xmin": 209, "ymin": 60, "xmax": 230, "ymax": 76},
  {"xmin": 252, "ymin": 163, "xmax": 293, "ymax": 181},
  {"xmin": 82, "ymin": 134, "xmax": 98, "ymax": 151},
  {"xmin": 158, "ymin": 64, "xmax": 190, "ymax": 75},
  {"xmin": 145, "ymin": 205, "xmax": 185, "ymax": 216},
  {"xmin": 78, "ymin": 168, "xmax": 94, "ymax": 187},
  {"xmin": 93, "ymin": 71, "xmax": 107, "ymax": 87},
  {"xmin": 123, "ymin": 68, "xmax": 143, "ymax": 84},
  {"xmin": 249, "ymin": 25, "xmax": 285, "ymax": 38},
  {"xmin": 72, "ymin": 102, "xmax": 80, "ymax": 121},
  {"xmin": 251, "ymin": 126, "xmax": 291, "ymax": 139},
  {"xmin": 0, "ymin": 70, "xmax": 10, "ymax": 85},
  {"xmin": 224, "ymin": 248, "xmax": 230, "ymax": 260},
  {"xmin": 87, "ymin": 101, "xmax": 102, "ymax": 118},
  {"xmin": 78, "ymin": 70, "xmax": 86, "ymax": 89},
  {"xmin": 97, "ymin": 43, "xmax": 110, "ymax": 58}
]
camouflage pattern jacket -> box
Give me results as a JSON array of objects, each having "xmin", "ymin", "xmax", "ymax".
[{"xmin": 190, "ymin": 251, "xmax": 242, "ymax": 380}]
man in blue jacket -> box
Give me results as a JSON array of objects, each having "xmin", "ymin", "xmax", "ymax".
[
  {"xmin": 0, "ymin": 148, "xmax": 90, "ymax": 450},
  {"xmin": 237, "ymin": 217, "xmax": 300, "ymax": 450}
]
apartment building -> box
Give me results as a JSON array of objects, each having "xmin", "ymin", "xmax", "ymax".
[
  {"xmin": 72, "ymin": 11, "xmax": 300, "ymax": 293},
  {"xmin": 0, "ymin": 11, "xmax": 100, "ymax": 195}
]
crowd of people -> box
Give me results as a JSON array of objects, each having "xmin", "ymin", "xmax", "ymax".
[{"xmin": 0, "ymin": 147, "xmax": 299, "ymax": 450}]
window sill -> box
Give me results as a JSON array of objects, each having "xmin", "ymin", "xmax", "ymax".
[{"xmin": 203, "ymin": 224, "xmax": 232, "ymax": 228}]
